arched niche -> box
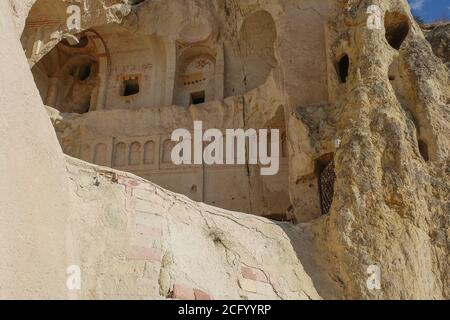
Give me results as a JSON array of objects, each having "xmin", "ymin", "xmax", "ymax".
[
  {"xmin": 162, "ymin": 139, "xmax": 176, "ymax": 163},
  {"xmin": 129, "ymin": 142, "xmax": 142, "ymax": 166},
  {"xmin": 114, "ymin": 142, "xmax": 127, "ymax": 167},
  {"xmin": 94, "ymin": 25, "xmax": 167, "ymax": 110},
  {"xmin": 30, "ymin": 30, "xmax": 109, "ymax": 113},
  {"xmin": 55, "ymin": 54, "xmax": 99, "ymax": 114},
  {"xmin": 179, "ymin": 20, "xmax": 212, "ymax": 44},
  {"xmin": 144, "ymin": 141, "xmax": 156, "ymax": 164},
  {"xmin": 79, "ymin": 145, "xmax": 92, "ymax": 162},
  {"xmin": 174, "ymin": 45, "xmax": 222, "ymax": 107},
  {"xmin": 225, "ymin": 10, "xmax": 277, "ymax": 96},
  {"xmin": 94, "ymin": 143, "xmax": 107, "ymax": 166}
]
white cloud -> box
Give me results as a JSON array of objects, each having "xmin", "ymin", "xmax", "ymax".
[{"xmin": 410, "ymin": 0, "xmax": 426, "ymax": 11}]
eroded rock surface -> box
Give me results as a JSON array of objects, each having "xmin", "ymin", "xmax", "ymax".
[
  {"xmin": 66, "ymin": 156, "xmax": 321, "ymax": 300},
  {"xmin": 0, "ymin": 0, "xmax": 449, "ymax": 299},
  {"xmin": 424, "ymin": 23, "xmax": 450, "ymax": 68}
]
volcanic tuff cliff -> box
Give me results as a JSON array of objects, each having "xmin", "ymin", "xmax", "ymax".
[
  {"xmin": 0, "ymin": 0, "xmax": 448, "ymax": 299},
  {"xmin": 425, "ymin": 23, "xmax": 450, "ymax": 68}
]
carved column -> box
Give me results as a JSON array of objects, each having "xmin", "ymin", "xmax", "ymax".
[
  {"xmin": 95, "ymin": 56, "xmax": 109, "ymax": 111},
  {"xmin": 164, "ymin": 39, "xmax": 177, "ymax": 106},
  {"xmin": 215, "ymin": 43, "xmax": 225, "ymax": 100},
  {"xmin": 45, "ymin": 77, "xmax": 59, "ymax": 108}
]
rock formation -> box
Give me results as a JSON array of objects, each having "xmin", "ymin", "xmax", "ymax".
[
  {"xmin": 0, "ymin": 0, "xmax": 448, "ymax": 299},
  {"xmin": 424, "ymin": 23, "xmax": 450, "ymax": 68}
]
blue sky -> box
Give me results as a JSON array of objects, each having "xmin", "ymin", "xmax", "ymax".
[{"xmin": 408, "ymin": 0, "xmax": 450, "ymax": 22}]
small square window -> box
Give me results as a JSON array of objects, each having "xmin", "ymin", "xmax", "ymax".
[
  {"xmin": 190, "ymin": 91, "xmax": 205, "ymax": 105},
  {"xmin": 122, "ymin": 78, "xmax": 140, "ymax": 97}
]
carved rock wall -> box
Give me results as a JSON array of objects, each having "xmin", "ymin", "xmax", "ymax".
[{"xmin": 0, "ymin": 0, "xmax": 448, "ymax": 299}]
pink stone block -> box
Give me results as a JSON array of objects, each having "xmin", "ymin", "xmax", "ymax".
[
  {"xmin": 241, "ymin": 266, "xmax": 255, "ymax": 280},
  {"xmin": 253, "ymin": 269, "xmax": 269, "ymax": 283},
  {"xmin": 241, "ymin": 266, "xmax": 269, "ymax": 283},
  {"xmin": 171, "ymin": 283, "xmax": 195, "ymax": 300},
  {"xmin": 118, "ymin": 177, "xmax": 139, "ymax": 188},
  {"xmin": 194, "ymin": 289, "xmax": 212, "ymax": 300},
  {"xmin": 127, "ymin": 246, "xmax": 162, "ymax": 262}
]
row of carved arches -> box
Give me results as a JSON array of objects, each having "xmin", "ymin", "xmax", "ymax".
[
  {"xmin": 86, "ymin": 140, "xmax": 174, "ymax": 168},
  {"xmin": 87, "ymin": 135, "xmax": 288, "ymax": 168},
  {"xmin": 113, "ymin": 141, "xmax": 156, "ymax": 167},
  {"xmin": 73, "ymin": 141, "xmax": 152, "ymax": 168}
]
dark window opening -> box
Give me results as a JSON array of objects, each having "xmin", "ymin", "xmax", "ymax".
[
  {"xmin": 79, "ymin": 104, "xmax": 90, "ymax": 114},
  {"xmin": 385, "ymin": 12, "xmax": 410, "ymax": 50},
  {"xmin": 78, "ymin": 63, "xmax": 92, "ymax": 81},
  {"xmin": 122, "ymin": 78, "xmax": 140, "ymax": 97},
  {"xmin": 191, "ymin": 91, "xmax": 205, "ymax": 105},
  {"xmin": 338, "ymin": 55, "xmax": 349, "ymax": 83},
  {"xmin": 130, "ymin": 0, "xmax": 146, "ymax": 5},
  {"xmin": 61, "ymin": 35, "xmax": 89, "ymax": 48},
  {"xmin": 317, "ymin": 153, "xmax": 336, "ymax": 215},
  {"xmin": 265, "ymin": 213, "xmax": 291, "ymax": 222},
  {"xmin": 418, "ymin": 139, "xmax": 429, "ymax": 161}
]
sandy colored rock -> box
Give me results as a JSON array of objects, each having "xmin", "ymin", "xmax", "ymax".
[
  {"xmin": 424, "ymin": 23, "xmax": 450, "ymax": 68},
  {"xmin": 65, "ymin": 156, "xmax": 320, "ymax": 299},
  {"xmin": 0, "ymin": 0, "xmax": 448, "ymax": 299}
]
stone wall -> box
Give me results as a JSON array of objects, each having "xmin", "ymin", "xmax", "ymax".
[
  {"xmin": 1, "ymin": 0, "xmax": 449, "ymax": 300},
  {"xmin": 65, "ymin": 156, "xmax": 320, "ymax": 300},
  {"xmin": 27, "ymin": 0, "xmax": 332, "ymax": 221}
]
